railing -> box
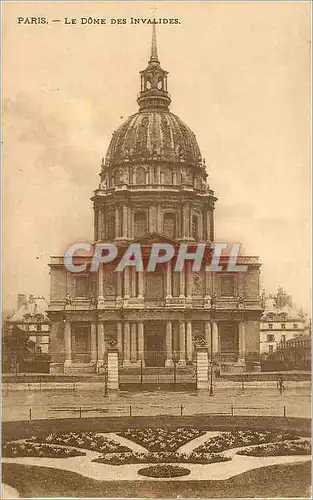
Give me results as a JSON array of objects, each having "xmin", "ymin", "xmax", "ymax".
[{"xmin": 2, "ymin": 402, "xmax": 291, "ymax": 422}]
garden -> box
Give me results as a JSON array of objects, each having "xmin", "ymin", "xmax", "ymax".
[
  {"xmin": 237, "ymin": 439, "xmax": 311, "ymax": 457},
  {"xmin": 2, "ymin": 426, "xmax": 311, "ymax": 481},
  {"xmin": 193, "ymin": 429, "xmax": 299, "ymax": 453},
  {"xmin": 118, "ymin": 427, "xmax": 206, "ymax": 452},
  {"xmin": 2, "ymin": 441, "xmax": 86, "ymax": 458}
]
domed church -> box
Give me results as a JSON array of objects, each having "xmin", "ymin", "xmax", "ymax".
[{"xmin": 49, "ymin": 27, "xmax": 262, "ymax": 378}]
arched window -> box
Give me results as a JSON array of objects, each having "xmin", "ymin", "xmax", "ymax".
[
  {"xmin": 136, "ymin": 167, "xmax": 146, "ymax": 185},
  {"xmin": 145, "ymin": 79, "xmax": 151, "ymax": 90},
  {"xmin": 163, "ymin": 213, "xmax": 176, "ymax": 239},
  {"xmin": 157, "ymin": 77, "xmax": 163, "ymax": 90},
  {"xmin": 192, "ymin": 215, "xmax": 199, "ymax": 239},
  {"xmin": 161, "ymin": 168, "xmax": 172, "ymax": 185},
  {"xmin": 134, "ymin": 212, "xmax": 147, "ymax": 237}
]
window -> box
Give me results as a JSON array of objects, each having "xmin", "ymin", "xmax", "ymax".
[
  {"xmin": 281, "ymin": 324, "xmax": 286, "ymax": 329},
  {"xmin": 268, "ymin": 323, "xmax": 273, "ymax": 330},
  {"xmin": 75, "ymin": 275, "xmax": 89, "ymax": 298},
  {"xmin": 163, "ymin": 213, "xmax": 176, "ymax": 239},
  {"xmin": 281, "ymin": 335, "xmax": 286, "ymax": 341},
  {"xmin": 268, "ymin": 345, "xmax": 274, "ymax": 354},
  {"xmin": 267, "ymin": 334, "xmax": 274, "ymax": 342},
  {"xmin": 221, "ymin": 276, "xmax": 235, "ymax": 297},
  {"xmin": 293, "ymin": 324, "xmax": 298, "ymax": 329},
  {"xmin": 161, "ymin": 168, "xmax": 172, "ymax": 185},
  {"xmin": 36, "ymin": 324, "xmax": 41, "ymax": 332},
  {"xmin": 134, "ymin": 212, "xmax": 147, "ymax": 237},
  {"xmin": 135, "ymin": 167, "xmax": 147, "ymax": 185}
]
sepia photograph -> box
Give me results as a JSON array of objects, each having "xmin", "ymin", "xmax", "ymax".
[{"xmin": 1, "ymin": 1, "xmax": 312, "ymax": 498}]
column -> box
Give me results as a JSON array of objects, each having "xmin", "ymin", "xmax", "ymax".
[
  {"xmin": 94, "ymin": 207, "xmax": 99, "ymax": 241},
  {"xmin": 131, "ymin": 267, "xmax": 137, "ymax": 298},
  {"xmin": 156, "ymin": 204, "xmax": 161, "ymax": 233},
  {"xmin": 138, "ymin": 271, "xmax": 144, "ymax": 299},
  {"xmin": 117, "ymin": 321, "xmax": 123, "ymax": 355},
  {"xmin": 179, "ymin": 321, "xmax": 186, "ymax": 365},
  {"xmin": 166, "ymin": 261, "xmax": 172, "ymax": 298},
  {"xmin": 122, "ymin": 206, "xmax": 128, "ymax": 238},
  {"xmin": 123, "ymin": 322, "xmax": 131, "ymax": 365},
  {"xmin": 116, "ymin": 272, "xmax": 122, "ymax": 299},
  {"xmin": 165, "ymin": 321, "xmax": 173, "ymax": 367},
  {"xmin": 131, "ymin": 323, "xmax": 137, "ymax": 363},
  {"xmin": 97, "ymin": 322, "xmax": 105, "ymax": 365},
  {"xmin": 128, "ymin": 207, "xmax": 133, "ymax": 239},
  {"xmin": 64, "ymin": 321, "xmax": 72, "ymax": 366},
  {"xmin": 98, "ymin": 263, "xmax": 104, "ymax": 302},
  {"xmin": 138, "ymin": 322, "xmax": 144, "ymax": 363},
  {"xmin": 115, "ymin": 206, "xmax": 120, "ymax": 237},
  {"xmin": 238, "ymin": 321, "xmax": 246, "ymax": 364},
  {"xmin": 206, "ymin": 211, "xmax": 211, "ymax": 241},
  {"xmin": 212, "ymin": 321, "xmax": 219, "ymax": 354},
  {"xmin": 186, "ymin": 261, "xmax": 192, "ymax": 299},
  {"xmin": 205, "ymin": 322, "xmax": 211, "ymax": 355},
  {"xmin": 123, "ymin": 267, "xmax": 130, "ymax": 299},
  {"xmin": 186, "ymin": 321, "xmax": 193, "ymax": 362},
  {"xmin": 90, "ymin": 322, "xmax": 97, "ymax": 363},
  {"xmin": 185, "ymin": 204, "xmax": 190, "ymax": 238},
  {"xmin": 179, "ymin": 264, "xmax": 185, "ymax": 298}
]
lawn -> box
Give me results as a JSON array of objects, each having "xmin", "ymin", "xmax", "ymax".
[{"xmin": 2, "ymin": 461, "xmax": 311, "ymax": 498}]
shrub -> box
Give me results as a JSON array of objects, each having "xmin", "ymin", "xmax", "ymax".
[
  {"xmin": 93, "ymin": 450, "xmax": 230, "ymax": 465},
  {"xmin": 2, "ymin": 441, "xmax": 86, "ymax": 458},
  {"xmin": 138, "ymin": 465, "xmax": 191, "ymax": 478},
  {"xmin": 194, "ymin": 430, "xmax": 299, "ymax": 453},
  {"xmin": 27, "ymin": 432, "xmax": 131, "ymax": 453},
  {"xmin": 237, "ymin": 439, "xmax": 311, "ymax": 457}
]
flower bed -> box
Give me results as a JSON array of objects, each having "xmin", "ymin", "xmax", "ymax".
[
  {"xmin": 118, "ymin": 427, "xmax": 206, "ymax": 452},
  {"xmin": 194, "ymin": 430, "xmax": 299, "ymax": 453},
  {"xmin": 3, "ymin": 441, "xmax": 86, "ymax": 458},
  {"xmin": 27, "ymin": 432, "xmax": 131, "ymax": 453},
  {"xmin": 138, "ymin": 465, "xmax": 191, "ymax": 478},
  {"xmin": 93, "ymin": 450, "xmax": 230, "ymax": 465},
  {"xmin": 237, "ymin": 439, "xmax": 311, "ymax": 457}
]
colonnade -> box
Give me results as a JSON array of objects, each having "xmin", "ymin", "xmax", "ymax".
[{"xmin": 63, "ymin": 319, "xmax": 246, "ymax": 367}]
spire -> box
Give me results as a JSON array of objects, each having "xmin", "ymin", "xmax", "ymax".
[
  {"xmin": 150, "ymin": 24, "xmax": 159, "ymax": 63},
  {"xmin": 137, "ymin": 26, "xmax": 171, "ymax": 111}
]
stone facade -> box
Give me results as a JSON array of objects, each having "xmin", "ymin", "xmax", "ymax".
[{"xmin": 48, "ymin": 27, "xmax": 262, "ymax": 376}]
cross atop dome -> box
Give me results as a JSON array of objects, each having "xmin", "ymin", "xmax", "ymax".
[
  {"xmin": 137, "ymin": 26, "xmax": 171, "ymax": 111},
  {"xmin": 150, "ymin": 24, "xmax": 159, "ymax": 63}
]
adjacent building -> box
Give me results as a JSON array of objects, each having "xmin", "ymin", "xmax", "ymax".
[
  {"xmin": 260, "ymin": 287, "xmax": 307, "ymax": 355},
  {"xmin": 48, "ymin": 27, "xmax": 262, "ymax": 377}
]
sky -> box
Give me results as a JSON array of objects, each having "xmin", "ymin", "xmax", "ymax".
[{"xmin": 2, "ymin": 1, "xmax": 311, "ymax": 314}]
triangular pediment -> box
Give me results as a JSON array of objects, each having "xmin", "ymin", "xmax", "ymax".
[{"xmin": 129, "ymin": 232, "xmax": 180, "ymax": 245}]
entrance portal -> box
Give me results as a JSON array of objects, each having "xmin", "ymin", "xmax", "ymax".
[{"xmin": 144, "ymin": 322, "xmax": 166, "ymax": 367}]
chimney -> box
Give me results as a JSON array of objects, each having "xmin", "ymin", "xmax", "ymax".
[{"xmin": 17, "ymin": 294, "xmax": 27, "ymax": 310}]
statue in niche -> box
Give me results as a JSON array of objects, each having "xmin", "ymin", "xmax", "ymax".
[
  {"xmin": 89, "ymin": 293, "xmax": 97, "ymax": 307},
  {"xmin": 65, "ymin": 293, "xmax": 72, "ymax": 307},
  {"xmin": 181, "ymin": 168, "xmax": 187, "ymax": 185},
  {"xmin": 237, "ymin": 292, "xmax": 245, "ymax": 309},
  {"xmin": 211, "ymin": 292, "xmax": 217, "ymax": 309},
  {"xmin": 204, "ymin": 294, "xmax": 212, "ymax": 308},
  {"xmin": 99, "ymin": 174, "xmax": 108, "ymax": 190}
]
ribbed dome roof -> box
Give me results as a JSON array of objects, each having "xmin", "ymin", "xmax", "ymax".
[{"xmin": 105, "ymin": 110, "xmax": 202, "ymax": 167}]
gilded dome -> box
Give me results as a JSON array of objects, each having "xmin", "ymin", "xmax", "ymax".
[
  {"xmin": 105, "ymin": 26, "xmax": 202, "ymax": 169},
  {"xmin": 105, "ymin": 110, "xmax": 202, "ymax": 167}
]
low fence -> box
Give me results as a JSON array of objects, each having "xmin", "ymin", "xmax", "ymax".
[{"xmin": 2, "ymin": 402, "xmax": 291, "ymax": 422}]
